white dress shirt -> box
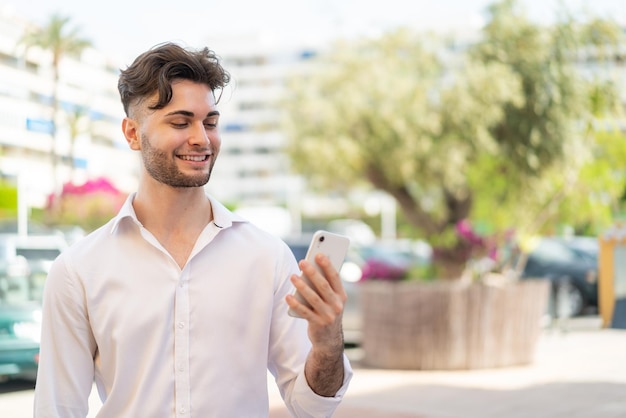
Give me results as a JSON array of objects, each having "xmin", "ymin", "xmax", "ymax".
[{"xmin": 34, "ymin": 193, "xmax": 352, "ymax": 418}]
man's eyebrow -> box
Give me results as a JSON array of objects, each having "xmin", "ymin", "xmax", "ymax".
[{"xmin": 163, "ymin": 110, "xmax": 221, "ymax": 118}]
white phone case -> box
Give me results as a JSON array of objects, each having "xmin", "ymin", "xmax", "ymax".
[{"xmin": 288, "ymin": 230, "xmax": 350, "ymax": 318}]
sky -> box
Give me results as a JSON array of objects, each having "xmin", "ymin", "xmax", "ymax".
[{"xmin": 1, "ymin": 0, "xmax": 625, "ymax": 63}]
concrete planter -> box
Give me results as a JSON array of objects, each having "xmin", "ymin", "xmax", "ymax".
[{"xmin": 360, "ymin": 279, "xmax": 550, "ymax": 370}]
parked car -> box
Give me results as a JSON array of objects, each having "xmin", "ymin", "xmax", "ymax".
[
  {"xmin": 0, "ymin": 233, "xmax": 68, "ymax": 381},
  {"xmin": 0, "ymin": 257, "xmax": 42, "ymax": 381},
  {"xmin": 0, "ymin": 232, "xmax": 68, "ymax": 266},
  {"xmin": 0, "ymin": 233, "xmax": 68, "ymax": 296},
  {"xmin": 520, "ymin": 236, "xmax": 598, "ymax": 317}
]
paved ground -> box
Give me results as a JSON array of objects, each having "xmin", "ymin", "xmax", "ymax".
[
  {"xmin": 3, "ymin": 317, "xmax": 624, "ymax": 418},
  {"xmin": 269, "ymin": 317, "xmax": 626, "ymax": 418}
]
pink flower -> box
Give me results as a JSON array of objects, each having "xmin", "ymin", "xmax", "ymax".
[{"xmin": 360, "ymin": 259, "xmax": 407, "ymax": 281}]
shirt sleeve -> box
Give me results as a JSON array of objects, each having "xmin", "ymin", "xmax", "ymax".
[
  {"xmin": 34, "ymin": 252, "xmax": 97, "ymax": 418},
  {"xmin": 267, "ymin": 242, "xmax": 353, "ymax": 418}
]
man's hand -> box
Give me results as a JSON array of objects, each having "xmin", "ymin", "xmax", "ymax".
[{"xmin": 286, "ymin": 253, "xmax": 347, "ymax": 396}]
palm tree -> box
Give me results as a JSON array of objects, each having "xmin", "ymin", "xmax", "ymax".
[
  {"xmin": 66, "ymin": 105, "xmax": 89, "ymax": 181},
  {"xmin": 19, "ymin": 14, "xmax": 91, "ymax": 194}
]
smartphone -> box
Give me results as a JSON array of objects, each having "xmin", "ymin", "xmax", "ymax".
[{"xmin": 288, "ymin": 230, "xmax": 350, "ymax": 318}]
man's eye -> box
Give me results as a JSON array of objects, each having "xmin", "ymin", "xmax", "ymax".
[{"xmin": 172, "ymin": 123, "xmax": 188, "ymax": 128}]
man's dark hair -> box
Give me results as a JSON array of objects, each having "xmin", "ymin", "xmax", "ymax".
[{"xmin": 118, "ymin": 42, "xmax": 231, "ymax": 116}]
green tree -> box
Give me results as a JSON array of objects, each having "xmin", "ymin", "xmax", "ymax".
[
  {"xmin": 0, "ymin": 181, "xmax": 18, "ymax": 219},
  {"xmin": 471, "ymin": 1, "xmax": 626, "ymax": 239},
  {"xmin": 20, "ymin": 14, "xmax": 91, "ymax": 193},
  {"xmin": 282, "ymin": 0, "xmax": 622, "ymax": 278}
]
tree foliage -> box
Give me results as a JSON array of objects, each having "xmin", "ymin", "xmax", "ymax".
[
  {"xmin": 0, "ymin": 181, "xmax": 18, "ymax": 218},
  {"xmin": 20, "ymin": 14, "xmax": 92, "ymax": 68},
  {"xmin": 282, "ymin": 0, "xmax": 625, "ymax": 278}
]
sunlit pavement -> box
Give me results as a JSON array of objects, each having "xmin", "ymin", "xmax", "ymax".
[
  {"xmin": 271, "ymin": 316, "xmax": 626, "ymax": 418},
  {"xmin": 2, "ymin": 317, "xmax": 623, "ymax": 418}
]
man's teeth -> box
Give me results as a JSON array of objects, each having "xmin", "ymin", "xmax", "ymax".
[{"xmin": 179, "ymin": 155, "xmax": 207, "ymax": 161}]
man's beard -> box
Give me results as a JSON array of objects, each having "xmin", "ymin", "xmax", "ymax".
[{"xmin": 140, "ymin": 134, "xmax": 213, "ymax": 188}]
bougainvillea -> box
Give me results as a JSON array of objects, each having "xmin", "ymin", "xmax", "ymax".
[{"xmin": 45, "ymin": 177, "xmax": 127, "ymax": 232}]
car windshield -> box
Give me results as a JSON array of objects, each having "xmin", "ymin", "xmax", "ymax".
[
  {"xmin": 532, "ymin": 239, "xmax": 586, "ymax": 264},
  {"xmin": 565, "ymin": 237, "xmax": 598, "ymax": 259}
]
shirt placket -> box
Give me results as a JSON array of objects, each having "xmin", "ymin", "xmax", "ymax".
[{"xmin": 174, "ymin": 269, "xmax": 191, "ymax": 417}]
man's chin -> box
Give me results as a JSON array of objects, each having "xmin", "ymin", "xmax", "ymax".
[{"xmin": 168, "ymin": 176, "xmax": 211, "ymax": 188}]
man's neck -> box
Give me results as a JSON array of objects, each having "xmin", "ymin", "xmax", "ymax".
[{"xmin": 133, "ymin": 184, "xmax": 213, "ymax": 234}]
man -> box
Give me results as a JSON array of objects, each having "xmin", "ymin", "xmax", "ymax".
[{"xmin": 34, "ymin": 42, "xmax": 352, "ymax": 417}]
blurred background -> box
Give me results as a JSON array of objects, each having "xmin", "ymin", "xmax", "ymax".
[{"xmin": 0, "ymin": 0, "xmax": 626, "ymax": 393}]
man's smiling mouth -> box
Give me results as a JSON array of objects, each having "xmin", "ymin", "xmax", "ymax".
[{"xmin": 178, "ymin": 155, "xmax": 209, "ymax": 162}]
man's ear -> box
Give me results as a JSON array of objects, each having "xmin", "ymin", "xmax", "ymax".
[{"xmin": 122, "ymin": 117, "xmax": 141, "ymax": 150}]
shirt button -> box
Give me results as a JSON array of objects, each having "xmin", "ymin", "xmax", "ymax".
[
  {"xmin": 177, "ymin": 322, "xmax": 185, "ymax": 329},
  {"xmin": 180, "ymin": 407, "xmax": 186, "ymax": 414}
]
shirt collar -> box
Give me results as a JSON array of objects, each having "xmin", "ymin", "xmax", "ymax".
[
  {"xmin": 111, "ymin": 192, "xmax": 248, "ymax": 234},
  {"xmin": 207, "ymin": 194, "xmax": 247, "ymax": 229}
]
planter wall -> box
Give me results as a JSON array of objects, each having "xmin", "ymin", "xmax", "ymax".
[{"xmin": 360, "ymin": 279, "xmax": 550, "ymax": 370}]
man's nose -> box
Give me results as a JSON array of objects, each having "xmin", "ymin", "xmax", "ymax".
[{"xmin": 189, "ymin": 123, "xmax": 210, "ymax": 144}]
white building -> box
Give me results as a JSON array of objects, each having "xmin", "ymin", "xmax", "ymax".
[
  {"xmin": 208, "ymin": 41, "xmax": 307, "ymax": 205},
  {"xmin": 204, "ymin": 36, "xmax": 325, "ymax": 235},
  {"xmin": 0, "ymin": 7, "xmax": 138, "ymax": 211}
]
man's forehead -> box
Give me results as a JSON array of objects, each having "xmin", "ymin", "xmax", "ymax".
[
  {"xmin": 170, "ymin": 83, "xmax": 217, "ymax": 106},
  {"xmin": 131, "ymin": 81, "xmax": 218, "ymax": 115}
]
